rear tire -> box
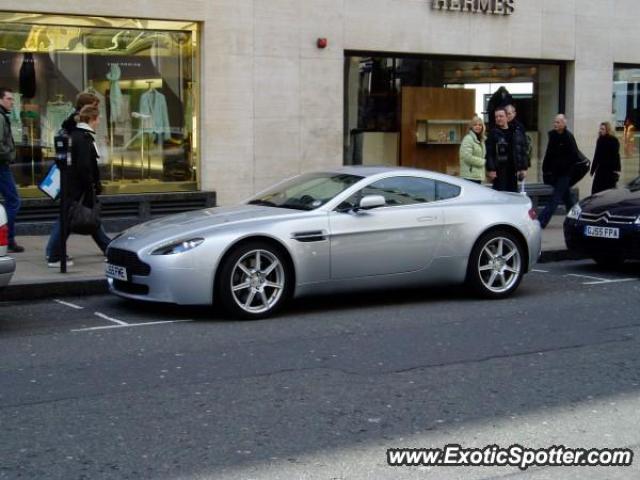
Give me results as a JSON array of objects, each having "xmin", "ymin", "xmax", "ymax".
[
  {"xmin": 217, "ymin": 241, "xmax": 292, "ymax": 319},
  {"xmin": 467, "ymin": 230, "xmax": 525, "ymax": 299}
]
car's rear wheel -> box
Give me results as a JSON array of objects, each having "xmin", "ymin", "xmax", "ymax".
[
  {"xmin": 592, "ymin": 254, "xmax": 625, "ymax": 268},
  {"xmin": 218, "ymin": 241, "xmax": 292, "ymax": 319},
  {"xmin": 467, "ymin": 230, "xmax": 525, "ymax": 299}
]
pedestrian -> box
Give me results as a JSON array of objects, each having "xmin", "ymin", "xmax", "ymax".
[
  {"xmin": 505, "ymin": 104, "xmax": 532, "ymax": 168},
  {"xmin": 44, "ymin": 93, "xmax": 102, "ymax": 266},
  {"xmin": 459, "ymin": 115, "xmax": 486, "ymax": 183},
  {"xmin": 538, "ymin": 114, "xmax": 580, "ymax": 229},
  {"xmin": 46, "ymin": 105, "xmax": 111, "ymax": 267},
  {"xmin": 590, "ymin": 121, "xmax": 621, "ymax": 195},
  {"xmin": 0, "ymin": 87, "xmax": 24, "ymax": 253},
  {"xmin": 485, "ymin": 107, "xmax": 528, "ymax": 192},
  {"xmin": 61, "ymin": 92, "xmax": 100, "ymax": 133}
]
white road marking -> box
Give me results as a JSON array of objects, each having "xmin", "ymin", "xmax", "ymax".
[
  {"xmin": 54, "ymin": 299, "xmax": 84, "ymax": 310},
  {"xmin": 582, "ymin": 278, "xmax": 637, "ymax": 286},
  {"xmin": 72, "ymin": 320, "xmax": 193, "ymax": 332},
  {"xmin": 94, "ymin": 312, "xmax": 128, "ymax": 326},
  {"xmin": 566, "ymin": 273, "xmax": 637, "ymax": 285},
  {"xmin": 566, "ymin": 273, "xmax": 608, "ymax": 282},
  {"xmin": 532, "ymin": 269, "xmax": 549, "ymax": 273}
]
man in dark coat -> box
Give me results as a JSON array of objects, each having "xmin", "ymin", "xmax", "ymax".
[
  {"xmin": 485, "ymin": 107, "xmax": 529, "ymax": 192},
  {"xmin": 506, "ymin": 104, "xmax": 531, "ymax": 168},
  {"xmin": 538, "ymin": 114, "xmax": 579, "ymax": 228}
]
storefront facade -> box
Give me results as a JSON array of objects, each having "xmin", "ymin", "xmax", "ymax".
[{"xmin": 0, "ymin": 1, "xmax": 637, "ymax": 207}]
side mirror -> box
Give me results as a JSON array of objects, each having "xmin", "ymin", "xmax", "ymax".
[{"xmin": 358, "ymin": 195, "xmax": 386, "ymax": 210}]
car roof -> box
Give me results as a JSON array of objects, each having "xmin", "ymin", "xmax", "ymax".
[{"xmin": 321, "ymin": 165, "xmax": 465, "ymax": 184}]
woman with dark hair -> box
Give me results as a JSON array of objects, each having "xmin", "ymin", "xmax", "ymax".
[
  {"xmin": 46, "ymin": 105, "xmax": 111, "ymax": 267},
  {"xmin": 590, "ymin": 121, "xmax": 621, "ymax": 195}
]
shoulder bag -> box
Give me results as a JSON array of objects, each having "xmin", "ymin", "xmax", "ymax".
[{"xmin": 68, "ymin": 193, "xmax": 101, "ymax": 235}]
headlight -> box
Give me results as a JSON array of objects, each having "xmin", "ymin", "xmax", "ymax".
[
  {"xmin": 151, "ymin": 238, "xmax": 204, "ymax": 255},
  {"xmin": 635, "ymin": 215, "xmax": 640, "ymax": 225},
  {"xmin": 567, "ymin": 204, "xmax": 582, "ymax": 220}
]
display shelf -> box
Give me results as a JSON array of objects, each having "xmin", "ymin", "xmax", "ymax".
[{"xmin": 416, "ymin": 119, "xmax": 468, "ymax": 145}]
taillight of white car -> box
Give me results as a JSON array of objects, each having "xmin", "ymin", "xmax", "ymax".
[{"xmin": 0, "ymin": 223, "xmax": 8, "ymax": 247}]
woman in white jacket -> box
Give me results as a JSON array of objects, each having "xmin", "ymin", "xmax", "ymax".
[{"xmin": 459, "ymin": 116, "xmax": 486, "ymax": 183}]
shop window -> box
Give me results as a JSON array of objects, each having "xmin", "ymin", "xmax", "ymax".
[
  {"xmin": 613, "ymin": 66, "xmax": 640, "ymax": 185},
  {"xmin": 0, "ymin": 12, "xmax": 199, "ymax": 197},
  {"xmin": 345, "ymin": 54, "xmax": 562, "ymax": 184}
]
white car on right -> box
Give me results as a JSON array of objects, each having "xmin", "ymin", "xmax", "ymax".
[{"xmin": 0, "ymin": 204, "xmax": 16, "ymax": 291}]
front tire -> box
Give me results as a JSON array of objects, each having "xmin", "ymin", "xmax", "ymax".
[
  {"xmin": 467, "ymin": 230, "xmax": 525, "ymax": 299},
  {"xmin": 218, "ymin": 241, "xmax": 292, "ymax": 319}
]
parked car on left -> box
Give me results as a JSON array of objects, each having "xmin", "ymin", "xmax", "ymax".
[{"xmin": 0, "ymin": 204, "xmax": 16, "ymax": 291}]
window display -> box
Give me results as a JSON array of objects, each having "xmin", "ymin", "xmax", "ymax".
[
  {"xmin": 613, "ymin": 66, "xmax": 640, "ymax": 184},
  {"xmin": 345, "ymin": 55, "xmax": 562, "ymax": 183},
  {"xmin": 0, "ymin": 12, "xmax": 199, "ymax": 197}
]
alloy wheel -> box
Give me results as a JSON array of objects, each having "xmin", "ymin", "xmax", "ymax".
[
  {"xmin": 230, "ymin": 249, "xmax": 286, "ymax": 314},
  {"xmin": 477, "ymin": 236, "xmax": 522, "ymax": 294}
]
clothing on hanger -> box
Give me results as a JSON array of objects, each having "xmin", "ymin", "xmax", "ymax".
[
  {"xmin": 106, "ymin": 64, "xmax": 124, "ymax": 123},
  {"xmin": 43, "ymin": 99, "xmax": 74, "ymax": 146},
  {"xmin": 10, "ymin": 92, "xmax": 23, "ymax": 143},
  {"xmin": 19, "ymin": 53, "xmax": 36, "ymax": 98},
  {"xmin": 139, "ymin": 88, "xmax": 170, "ymax": 137}
]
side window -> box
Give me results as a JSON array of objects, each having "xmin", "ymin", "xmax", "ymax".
[
  {"xmin": 436, "ymin": 181, "xmax": 461, "ymax": 201},
  {"xmin": 340, "ymin": 176, "xmax": 437, "ymax": 209}
]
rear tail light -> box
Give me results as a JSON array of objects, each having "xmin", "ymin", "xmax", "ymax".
[
  {"xmin": 528, "ymin": 208, "xmax": 538, "ymax": 220},
  {"xmin": 0, "ymin": 224, "xmax": 7, "ymax": 247}
]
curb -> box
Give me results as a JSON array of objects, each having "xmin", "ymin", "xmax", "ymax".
[
  {"xmin": 538, "ymin": 249, "xmax": 588, "ymax": 263},
  {"xmin": 0, "ymin": 278, "xmax": 108, "ymax": 302}
]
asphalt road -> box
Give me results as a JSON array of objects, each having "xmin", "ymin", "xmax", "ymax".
[{"xmin": 1, "ymin": 260, "xmax": 639, "ymax": 480}]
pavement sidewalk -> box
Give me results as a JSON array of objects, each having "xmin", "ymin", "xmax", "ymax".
[{"xmin": 0, "ymin": 215, "xmax": 576, "ymax": 302}]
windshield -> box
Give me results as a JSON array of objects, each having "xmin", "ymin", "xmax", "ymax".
[
  {"xmin": 628, "ymin": 176, "xmax": 640, "ymax": 192},
  {"xmin": 247, "ymin": 172, "xmax": 364, "ymax": 211}
]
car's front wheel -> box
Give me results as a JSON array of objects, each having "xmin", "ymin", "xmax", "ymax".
[
  {"xmin": 218, "ymin": 241, "xmax": 292, "ymax": 319},
  {"xmin": 467, "ymin": 230, "xmax": 525, "ymax": 299}
]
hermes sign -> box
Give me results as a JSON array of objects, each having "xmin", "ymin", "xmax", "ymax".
[{"xmin": 432, "ymin": 0, "xmax": 515, "ymax": 15}]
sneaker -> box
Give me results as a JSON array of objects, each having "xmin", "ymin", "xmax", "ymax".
[
  {"xmin": 47, "ymin": 257, "xmax": 74, "ymax": 268},
  {"xmin": 8, "ymin": 243, "xmax": 25, "ymax": 253}
]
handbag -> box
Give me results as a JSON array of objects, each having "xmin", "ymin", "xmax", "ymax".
[
  {"xmin": 68, "ymin": 193, "xmax": 101, "ymax": 235},
  {"xmin": 570, "ymin": 150, "xmax": 591, "ymax": 186}
]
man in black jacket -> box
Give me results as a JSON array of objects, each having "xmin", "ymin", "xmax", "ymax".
[
  {"xmin": 506, "ymin": 104, "xmax": 531, "ymax": 168},
  {"xmin": 485, "ymin": 107, "xmax": 528, "ymax": 192},
  {"xmin": 538, "ymin": 114, "xmax": 579, "ymax": 228}
]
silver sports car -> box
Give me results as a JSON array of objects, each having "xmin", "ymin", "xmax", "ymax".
[{"xmin": 106, "ymin": 167, "xmax": 541, "ymax": 318}]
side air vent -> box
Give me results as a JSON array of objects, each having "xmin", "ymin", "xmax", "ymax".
[{"xmin": 291, "ymin": 230, "xmax": 327, "ymax": 242}]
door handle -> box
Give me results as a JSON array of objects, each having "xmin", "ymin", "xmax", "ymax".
[{"xmin": 417, "ymin": 216, "xmax": 437, "ymax": 222}]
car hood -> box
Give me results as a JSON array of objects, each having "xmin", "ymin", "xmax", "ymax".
[
  {"xmin": 113, "ymin": 204, "xmax": 303, "ymax": 251},
  {"xmin": 581, "ymin": 186, "xmax": 640, "ymax": 216}
]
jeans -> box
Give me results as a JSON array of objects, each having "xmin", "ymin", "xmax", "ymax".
[
  {"xmin": 46, "ymin": 218, "xmax": 111, "ymax": 261},
  {"xmin": 0, "ymin": 164, "xmax": 20, "ymax": 243},
  {"xmin": 538, "ymin": 175, "xmax": 575, "ymax": 228}
]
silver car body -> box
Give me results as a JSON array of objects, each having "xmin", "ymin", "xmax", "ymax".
[
  {"xmin": 107, "ymin": 167, "xmax": 541, "ymax": 305},
  {"xmin": 0, "ymin": 204, "xmax": 16, "ymax": 290}
]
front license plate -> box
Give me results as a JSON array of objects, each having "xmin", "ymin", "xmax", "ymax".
[
  {"xmin": 105, "ymin": 263, "xmax": 128, "ymax": 281},
  {"xmin": 584, "ymin": 225, "xmax": 620, "ymax": 239}
]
